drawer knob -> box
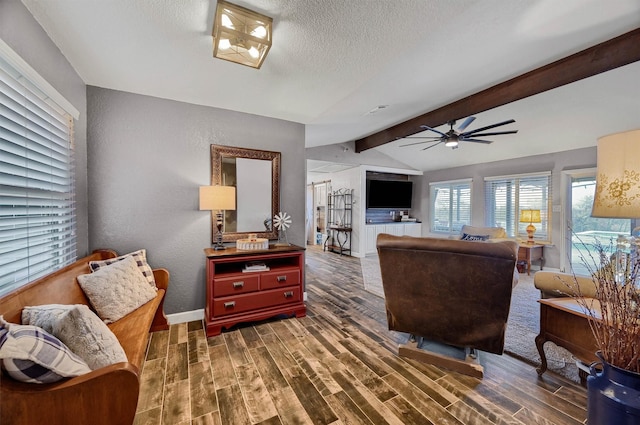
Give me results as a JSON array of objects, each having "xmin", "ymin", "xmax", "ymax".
[
  {"xmin": 224, "ymin": 301, "xmax": 236, "ymax": 308},
  {"xmin": 284, "ymin": 291, "xmax": 294, "ymax": 298},
  {"xmin": 232, "ymin": 281, "xmax": 244, "ymax": 288},
  {"xmin": 277, "ymin": 275, "xmax": 287, "ymax": 282}
]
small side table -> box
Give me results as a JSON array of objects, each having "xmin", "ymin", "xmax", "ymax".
[{"xmin": 518, "ymin": 243, "xmax": 545, "ymax": 275}]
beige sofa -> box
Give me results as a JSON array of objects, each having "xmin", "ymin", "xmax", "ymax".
[{"xmin": 534, "ymin": 271, "xmax": 597, "ymax": 299}]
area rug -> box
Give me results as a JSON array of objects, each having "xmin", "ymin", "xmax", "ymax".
[{"xmin": 360, "ymin": 255, "xmax": 580, "ymax": 382}]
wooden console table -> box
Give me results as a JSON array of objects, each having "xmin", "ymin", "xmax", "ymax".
[
  {"xmin": 536, "ymin": 297, "xmax": 599, "ymax": 383},
  {"xmin": 518, "ymin": 243, "xmax": 545, "ymax": 275},
  {"xmin": 204, "ymin": 245, "xmax": 306, "ymax": 337}
]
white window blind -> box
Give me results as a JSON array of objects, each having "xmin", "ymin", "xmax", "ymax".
[
  {"xmin": 0, "ymin": 49, "xmax": 77, "ymax": 296},
  {"xmin": 430, "ymin": 179, "xmax": 472, "ymax": 234},
  {"xmin": 484, "ymin": 172, "xmax": 551, "ymax": 240}
]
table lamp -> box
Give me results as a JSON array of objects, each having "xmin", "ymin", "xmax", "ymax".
[
  {"xmin": 520, "ymin": 209, "xmax": 541, "ymax": 243},
  {"xmin": 200, "ymin": 185, "xmax": 236, "ymax": 250}
]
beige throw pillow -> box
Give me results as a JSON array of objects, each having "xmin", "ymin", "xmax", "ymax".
[
  {"xmin": 52, "ymin": 305, "xmax": 127, "ymax": 370},
  {"xmin": 77, "ymin": 256, "xmax": 158, "ymax": 324},
  {"xmin": 21, "ymin": 304, "xmax": 75, "ymax": 334},
  {"xmin": 21, "ymin": 304, "xmax": 128, "ymax": 370},
  {"xmin": 89, "ymin": 249, "xmax": 157, "ymax": 289}
]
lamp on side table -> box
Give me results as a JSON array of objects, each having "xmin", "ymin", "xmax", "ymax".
[
  {"xmin": 520, "ymin": 209, "xmax": 541, "ymax": 243},
  {"xmin": 200, "ymin": 185, "xmax": 236, "ymax": 250}
]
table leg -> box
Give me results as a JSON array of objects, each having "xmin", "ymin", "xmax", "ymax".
[{"xmin": 535, "ymin": 333, "xmax": 548, "ymax": 375}]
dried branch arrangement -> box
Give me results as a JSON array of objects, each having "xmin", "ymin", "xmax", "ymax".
[{"xmin": 566, "ymin": 237, "xmax": 640, "ymax": 373}]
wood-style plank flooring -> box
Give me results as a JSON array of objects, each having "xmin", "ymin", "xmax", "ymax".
[{"xmin": 134, "ymin": 245, "xmax": 587, "ymax": 425}]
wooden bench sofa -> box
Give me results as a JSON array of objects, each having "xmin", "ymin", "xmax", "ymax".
[{"xmin": 0, "ymin": 249, "xmax": 170, "ymax": 425}]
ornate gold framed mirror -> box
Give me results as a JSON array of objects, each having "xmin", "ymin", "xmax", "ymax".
[{"xmin": 210, "ymin": 145, "xmax": 281, "ymax": 242}]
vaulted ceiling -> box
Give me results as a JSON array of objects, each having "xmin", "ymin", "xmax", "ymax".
[{"xmin": 21, "ymin": 0, "xmax": 640, "ymax": 171}]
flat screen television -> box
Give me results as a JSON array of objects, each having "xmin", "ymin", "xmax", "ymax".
[{"xmin": 366, "ymin": 179, "xmax": 413, "ymax": 209}]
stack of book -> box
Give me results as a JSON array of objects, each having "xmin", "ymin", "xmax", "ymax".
[{"xmin": 243, "ymin": 261, "xmax": 269, "ymax": 273}]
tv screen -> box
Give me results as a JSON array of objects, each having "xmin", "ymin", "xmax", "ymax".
[{"xmin": 366, "ymin": 180, "xmax": 413, "ymax": 209}]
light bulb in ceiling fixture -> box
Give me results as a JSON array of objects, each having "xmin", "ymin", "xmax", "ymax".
[
  {"xmin": 445, "ymin": 140, "xmax": 459, "ymax": 148},
  {"xmin": 251, "ymin": 25, "xmax": 267, "ymax": 38},
  {"xmin": 221, "ymin": 13, "xmax": 234, "ymax": 29},
  {"xmin": 218, "ymin": 38, "xmax": 231, "ymax": 50},
  {"xmin": 248, "ymin": 46, "xmax": 260, "ymax": 58}
]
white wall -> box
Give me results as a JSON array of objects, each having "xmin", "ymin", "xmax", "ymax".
[{"xmin": 87, "ymin": 87, "xmax": 305, "ymax": 315}]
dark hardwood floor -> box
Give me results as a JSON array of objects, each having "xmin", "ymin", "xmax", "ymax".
[{"xmin": 134, "ymin": 245, "xmax": 587, "ymax": 425}]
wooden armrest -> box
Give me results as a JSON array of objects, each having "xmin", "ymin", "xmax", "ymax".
[
  {"xmin": 1, "ymin": 362, "xmax": 139, "ymax": 425},
  {"xmin": 153, "ymin": 268, "xmax": 170, "ymax": 291},
  {"xmin": 151, "ymin": 268, "xmax": 170, "ymax": 331}
]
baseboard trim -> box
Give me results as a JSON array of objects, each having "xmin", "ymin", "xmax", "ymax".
[{"xmin": 167, "ymin": 309, "xmax": 204, "ymax": 325}]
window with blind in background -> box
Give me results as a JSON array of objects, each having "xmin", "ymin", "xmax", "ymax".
[
  {"xmin": 484, "ymin": 172, "xmax": 551, "ymax": 240},
  {"xmin": 0, "ymin": 43, "xmax": 77, "ymax": 296},
  {"xmin": 430, "ymin": 179, "xmax": 472, "ymax": 234}
]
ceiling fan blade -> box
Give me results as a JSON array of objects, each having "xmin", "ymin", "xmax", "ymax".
[
  {"xmin": 399, "ymin": 139, "xmax": 440, "ymax": 147},
  {"xmin": 461, "ymin": 119, "xmax": 516, "ymax": 136},
  {"xmin": 421, "ymin": 141, "xmax": 444, "ymax": 151},
  {"xmin": 420, "ymin": 125, "xmax": 448, "ymax": 138},
  {"xmin": 457, "ymin": 116, "xmax": 476, "ymax": 131},
  {"xmin": 401, "ymin": 136, "xmax": 443, "ymax": 139},
  {"xmin": 462, "ymin": 139, "xmax": 493, "ymax": 144},
  {"xmin": 463, "ymin": 130, "xmax": 518, "ymax": 137}
]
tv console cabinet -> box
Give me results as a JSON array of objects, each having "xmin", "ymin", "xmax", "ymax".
[{"xmin": 204, "ymin": 245, "xmax": 306, "ymax": 337}]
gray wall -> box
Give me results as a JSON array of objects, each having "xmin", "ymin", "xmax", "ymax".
[
  {"xmin": 418, "ymin": 146, "xmax": 597, "ymax": 269},
  {"xmin": 1, "ymin": 0, "xmax": 90, "ymax": 256},
  {"xmin": 87, "ymin": 87, "xmax": 305, "ymax": 315}
]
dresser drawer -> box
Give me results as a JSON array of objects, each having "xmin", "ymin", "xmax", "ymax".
[
  {"xmin": 214, "ymin": 274, "xmax": 260, "ymax": 296},
  {"xmin": 261, "ymin": 268, "xmax": 300, "ymax": 290},
  {"xmin": 213, "ymin": 286, "xmax": 301, "ymax": 317}
]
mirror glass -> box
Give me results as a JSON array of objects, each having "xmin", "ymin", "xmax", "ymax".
[{"xmin": 211, "ymin": 145, "xmax": 280, "ymax": 242}]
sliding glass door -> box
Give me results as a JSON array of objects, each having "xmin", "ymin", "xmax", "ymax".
[{"xmin": 565, "ymin": 170, "xmax": 630, "ymax": 275}]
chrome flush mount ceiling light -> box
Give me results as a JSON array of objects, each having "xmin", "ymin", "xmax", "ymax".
[{"xmin": 212, "ymin": 0, "xmax": 273, "ymax": 69}]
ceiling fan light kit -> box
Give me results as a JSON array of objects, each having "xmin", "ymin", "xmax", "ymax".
[
  {"xmin": 400, "ymin": 117, "xmax": 518, "ymax": 151},
  {"xmin": 212, "ymin": 0, "xmax": 272, "ymax": 69}
]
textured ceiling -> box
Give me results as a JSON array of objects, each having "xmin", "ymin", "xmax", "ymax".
[{"xmin": 21, "ymin": 0, "xmax": 640, "ymax": 171}]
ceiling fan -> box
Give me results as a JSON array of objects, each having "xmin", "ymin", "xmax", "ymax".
[{"xmin": 399, "ymin": 117, "xmax": 518, "ymax": 150}]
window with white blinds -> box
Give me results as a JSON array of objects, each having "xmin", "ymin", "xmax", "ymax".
[
  {"xmin": 484, "ymin": 172, "xmax": 551, "ymax": 240},
  {"xmin": 430, "ymin": 179, "xmax": 472, "ymax": 234},
  {"xmin": 0, "ymin": 46, "xmax": 77, "ymax": 296}
]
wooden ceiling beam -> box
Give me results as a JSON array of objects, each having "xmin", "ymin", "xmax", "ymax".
[{"xmin": 355, "ymin": 28, "xmax": 640, "ymax": 153}]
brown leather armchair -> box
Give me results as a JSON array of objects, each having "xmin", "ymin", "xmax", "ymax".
[{"xmin": 376, "ymin": 234, "xmax": 519, "ymax": 376}]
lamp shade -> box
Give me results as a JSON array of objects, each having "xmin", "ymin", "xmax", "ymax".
[
  {"xmin": 199, "ymin": 186, "xmax": 236, "ymax": 211},
  {"xmin": 212, "ymin": 0, "xmax": 272, "ymax": 69},
  {"xmin": 519, "ymin": 209, "xmax": 541, "ymax": 223},
  {"xmin": 591, "ymin": 129, "xmax": 640, "ymax": 218}
]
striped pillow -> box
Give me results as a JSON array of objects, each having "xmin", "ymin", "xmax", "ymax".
[
  {"xmin": 0, "ymin": 316, "xmax": 90, "ymax": 384},
  {"xmin": 89, "ymin": 249, "xmax": 156, "ymax": 288}
]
